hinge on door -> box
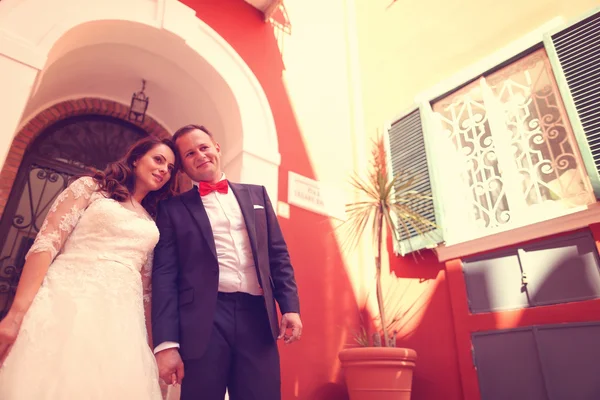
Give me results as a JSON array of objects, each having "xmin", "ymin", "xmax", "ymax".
[
  {"xmin": 517, "ymin": 248, "xmax": 529, "ymax": 287},
  {"xmin": 471, "ymin": 345, "xmax": 477, "ymax": 370},
  {"xmin": 521, "ymin": 271, "xmax": 529, "ymax": 286}
]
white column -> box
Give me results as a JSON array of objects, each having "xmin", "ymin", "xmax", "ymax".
[
  {"xmin": 0, "ymin": 27, "xmax": 44, "ymax": 167},
  {"xmin": 0, "ymin": 55, "xmax": 38, "ymax": 165}
]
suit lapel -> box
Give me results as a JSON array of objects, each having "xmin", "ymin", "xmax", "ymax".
[
  {"xmin": 229, "ymin": 183, "xmax": 259, "ymax": 268},
  {"xmin": 181, "ymin": 188, "xmax": 218, "ymax": 260}
]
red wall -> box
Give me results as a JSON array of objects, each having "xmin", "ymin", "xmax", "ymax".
[
  {"xmin": 181, "ymin": 1, "xmax": 358, "ymax": 398},
  {"xmin": 388, "ymin": 247, "xmax": 464, "ymax": 400},
  {"xmin": 179, "ymin": 1, "xmax": 465, "ymax": 399}
]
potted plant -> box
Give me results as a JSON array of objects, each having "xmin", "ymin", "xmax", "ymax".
[{"xmin": 338, "ymin": 135, "xmax": 436, "ymax": 400}]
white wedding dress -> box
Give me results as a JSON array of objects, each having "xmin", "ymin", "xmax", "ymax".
[{"xmin": 0, "ymin": 177, "xmax": 163, "ymax": 400}]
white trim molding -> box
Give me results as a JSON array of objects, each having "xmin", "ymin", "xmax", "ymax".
[{"xmin": 435, "ymin": 202, "xmax": 600, "ymax": 262}]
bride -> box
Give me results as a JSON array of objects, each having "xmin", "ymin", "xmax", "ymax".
[{"xmin": 0, "ymin": 136, "xmax": 179, "ymax": 399}]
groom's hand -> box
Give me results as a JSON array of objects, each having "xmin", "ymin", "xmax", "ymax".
[
  {"xmin": 278, "ymin": 312, "xmax": 303, "ymax": 344},
  {"xmin": 155, "ymin": 348, "xmax": 185, "ymax": 385}
]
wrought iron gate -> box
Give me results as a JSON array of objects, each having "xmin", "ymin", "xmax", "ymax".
[{"xmin": 0, "ymin": 115, "xmax": 147, "ymax": 318}]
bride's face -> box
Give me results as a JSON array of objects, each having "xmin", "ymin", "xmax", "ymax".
[{"xmin": 133, "ymin": 143, "xmax": 176, "ymax": 193}]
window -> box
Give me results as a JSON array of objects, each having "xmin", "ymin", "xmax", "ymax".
[
  {"xmin": 431, "ymin": 49, "xmax": 594, "ymax": 243},
  {"xmin": 386, "ymin": 9, "xmax": 600, "ymax": 250}
]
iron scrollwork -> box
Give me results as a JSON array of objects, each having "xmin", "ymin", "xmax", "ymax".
[{"xmin": 0, "ymin": 116, "xmax": 146, "ymax": 318}]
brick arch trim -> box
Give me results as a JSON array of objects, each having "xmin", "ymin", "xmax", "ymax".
[{"xmin": 0, "ymin": 97, "xmax": 171, "ymax": 217}]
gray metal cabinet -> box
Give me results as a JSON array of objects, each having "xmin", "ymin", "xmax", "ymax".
[
  {"xmin": 520, "ymin": 233, "xmax": 600, "ymax": 307},
  {"xmin": 463, "ymin": 230, "xmax": 600, "ymax": 313},
  {"xmin": 463, "ymin": 249, "xmax": 528, "ymax": 313},
  {"xmin": 472, "ymin": 322, "xmax": 600, "ymax": 400},
  {"xmin": 472, "ymin": 329, "xmax": 548, "ymax": 400},
  {"xmin": 536, "ymin": 323, "xmax": 600, "ymax": 400}
]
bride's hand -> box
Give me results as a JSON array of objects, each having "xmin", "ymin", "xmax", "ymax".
[
  {"xmin": 0, "ymin": 311, "xmax": 24, "ymax": 367},
  {"xmin": 156, "ymin": 348, "xmax": 185, "ymax": 385}
]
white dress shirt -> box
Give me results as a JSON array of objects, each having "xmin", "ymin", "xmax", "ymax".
[{"xmin": 154, "ymin": 174, "xmax": 261, "ymax": 354}]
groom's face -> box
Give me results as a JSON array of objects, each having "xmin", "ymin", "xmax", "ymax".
[{"xmin": 176, "ymin": 129, "xmax": 222, "ymax": 184}]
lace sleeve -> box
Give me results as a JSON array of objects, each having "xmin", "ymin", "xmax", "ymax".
[
  {"xmin": 142, "ymin": 250, "xmax": 154, "ymax": 347},
  {"xmin": 142, "ymin": 251, "xmax": 153, "ymax": 305},
  {"xmin": 26, "ymin": 176, "xmax": 98, "ymax": 262}
]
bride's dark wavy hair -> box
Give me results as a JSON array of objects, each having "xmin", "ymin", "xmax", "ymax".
[{"xmin": 89, "ymin": 137, "xmax": 180, "ymax": 217}]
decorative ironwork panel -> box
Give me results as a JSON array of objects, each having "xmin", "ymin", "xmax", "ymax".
[
  {"xmin": 0, "ymin": 115, "xmax": 147, "ymax": 318},
  {"xmin": 433, "ymin": 48, "xmax": 594, "ymax": 238},
  {"xmin": 0, "ymin": 166, "xmax": 72, "ymax": 317},
  {"xmin": 487, "ymin": 49, "xmax": 592, "ymax": 210},
  {"xmin": 433, "ymin": 79, "xmax": 509, "ymax": 230},
  {"xmin": 32, "ymin": 115, "xmax": 146, "ymax": 170}
]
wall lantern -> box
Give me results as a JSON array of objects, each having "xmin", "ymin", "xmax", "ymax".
[{"xmin": 128, "ymin": 79, "xmax": 149, "ymax": 123}]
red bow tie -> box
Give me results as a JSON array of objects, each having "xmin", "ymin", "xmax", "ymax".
[{"xmin": 198, "ymin": 180, "xmax": 229, "ymax": 196}]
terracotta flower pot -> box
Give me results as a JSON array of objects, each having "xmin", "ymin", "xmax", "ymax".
[{"xmin": 339, "ymin": 347, "xmax": 417, "ymax": 400}]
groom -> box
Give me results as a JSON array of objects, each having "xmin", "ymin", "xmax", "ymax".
[{"xmin": 151, "ymin": 125, "xmax": 302, "ymax": 400}]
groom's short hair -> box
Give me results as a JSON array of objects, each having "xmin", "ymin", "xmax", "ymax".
[{"xmin": 172, "ymin": 124, "xmax": 214, "ymax": 144}]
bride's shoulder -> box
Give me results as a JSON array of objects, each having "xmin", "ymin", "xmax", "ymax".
[
  {"xmin": 71, "ymin": 176, "xmax": 97, "ymax": 187},
  {"xmin": 67, "ymin": 176, "xmax": 103, "ymax": 199}
]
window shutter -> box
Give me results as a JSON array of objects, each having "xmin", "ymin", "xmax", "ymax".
[
  {"xmin": 386, "ymin": 108, "xmax": 443, "ymax": 255},
  {"xmin": 546, "ymin": 9, "xmax": 600, "ymax": 197}
]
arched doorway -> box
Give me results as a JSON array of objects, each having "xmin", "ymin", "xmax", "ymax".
[
  {"xmin": 0, "ymin": 115, "xmax": 147, "ymax": 318},
  {"xmin": 0, "ymin": 0, "xmax": 280, "ymax": 211}
]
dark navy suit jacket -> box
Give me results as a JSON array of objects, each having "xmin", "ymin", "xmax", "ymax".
[{"xmin": 151, "ymin": 183, "xmax": 300, "ymax": 360}]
